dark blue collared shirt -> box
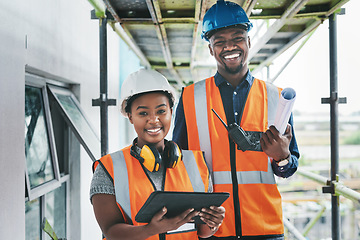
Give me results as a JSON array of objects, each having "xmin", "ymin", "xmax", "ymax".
[{"xmin": 173, "ymin": 71, "xmax": 299, "ymax": 178}]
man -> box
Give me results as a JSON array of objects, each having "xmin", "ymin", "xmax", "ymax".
[{"xmin": 173, "ymin": 1, "xmax": 300, "ymax": 239}]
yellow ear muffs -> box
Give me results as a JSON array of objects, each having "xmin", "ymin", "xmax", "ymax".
[
  {"xmin": 163, "ymin": 140, "xmax": 182, "ymax": 169},
  {"xmin": 130, "ymin": 139, "xmax": 181, "ymax": 172},
  {"xmin": 139, "ymin": 144, "xmax": 162, "ymax": 172}
]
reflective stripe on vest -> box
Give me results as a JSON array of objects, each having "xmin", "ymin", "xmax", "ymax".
[
  {"xmin": 182, "ymin": 151, "xmax": 205, "ymax": 192},
  {"xmin": 111, "ymin": 150, "xmax": 132, "ymax": 222},
  {"xmin": 213, "ymin": 159, "xmax": 275, "ymax": 185},
  {"xmin": 111, "ymin": 150, "xmax": 206, "ymax": 221},
  {"xmin": 194, "ymin": 80, "xmax": 213, "ymax": 174}
]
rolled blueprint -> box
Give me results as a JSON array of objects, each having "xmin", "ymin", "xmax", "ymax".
[{"xmin": 274, "ymin": 88, "xmax": 296, "ymax": 134}]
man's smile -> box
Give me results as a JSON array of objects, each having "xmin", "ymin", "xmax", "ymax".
[
  {"xmin": 223, "ymin": 53, "xmax": 240, "ymax": 60},
  {"xmin": 222, "ymin": 51, "xmax": 242, "ymax": 63}
]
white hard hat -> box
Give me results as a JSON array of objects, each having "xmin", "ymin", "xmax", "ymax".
[{"xmin": 120, "ymin": 69, "xmax": 176, "ymax": 116}]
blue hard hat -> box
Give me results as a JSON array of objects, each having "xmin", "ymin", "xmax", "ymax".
[{"xmin": 201, "ymin": 0, "xmax": 253, "ymax": 41}]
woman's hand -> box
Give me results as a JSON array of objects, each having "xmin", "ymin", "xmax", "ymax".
[
  {"xmin": 146, "ymin": 207, "xmax": 199, "ymax": 235},
  {"xmin": 93, "ymin": 194, "xmax": 198, "ymax": 240}
]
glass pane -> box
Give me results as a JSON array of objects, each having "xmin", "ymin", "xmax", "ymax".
[
  {"xmin": 25, "ymin": 86, "xmax": 55, "ymax": 188},
  {"xmin": 48, "ymin": 86, "xmax": 100, "ymax": 161},
  {"xmin": 25, "ymin": 198, "xmax": 41, "ymax": 240},
  {"xmin": 45, "ymin": 183, "xmax": 66, "ymax": 240},
  {"xmin": 50, "ymin": 102, "xmax": 69, "ymax": 176}
]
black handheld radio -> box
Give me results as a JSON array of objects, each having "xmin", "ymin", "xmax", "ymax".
[{"xmin": 211, "ymin": 109, "xmax": 255, "ymax": 151}]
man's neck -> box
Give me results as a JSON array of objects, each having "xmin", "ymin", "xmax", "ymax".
[{"xmin": 218, "ymin": 68, "xmax": 248, "ymax": 87}]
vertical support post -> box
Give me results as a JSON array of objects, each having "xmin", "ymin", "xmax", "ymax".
[
  {"xmin": 329, "ymin": 13, "xmax": 340, "ymax": 240},
  {"xmin": 321, "ymin": 11, "xmax": 346, "ymax": 240},
  {"xmin": 99, "ymin": 17, "xmax": 108, "ymax": 157},
  {"xmin": 92, "ymin": 11, "xmax": 116, "ymax": 158}
]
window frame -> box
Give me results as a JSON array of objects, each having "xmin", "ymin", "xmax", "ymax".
[
  {"xmin": 25, "ymin": 75, "xmax": 61, "ymax": 201},
  {"xmin": 47, "ymin": 85, "xmax": 100, "ymax": 162}
]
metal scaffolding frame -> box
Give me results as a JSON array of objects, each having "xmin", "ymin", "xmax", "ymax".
[
  {"xmin": 91, "ymin": 10, "xmax": 117, "ymax": 157},
  {"xmin": 87, "ymin": 1, "xmax": 358, "ymax": 239},
  {"xmin": 321, "ymin": 11, "xmax": 348, "ymax": 240}
]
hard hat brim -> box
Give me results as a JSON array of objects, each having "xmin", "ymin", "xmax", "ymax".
[
  {"xmin": 119, "ymin": 69, "xmax": 177, "ymax": 117},
  {"xmin": 203, "ymin": 23, "xmax": 250, "ymax": 41},
  {"xmin": 120, "ymin": 90, "xmax": 176, "ymax": 117}
]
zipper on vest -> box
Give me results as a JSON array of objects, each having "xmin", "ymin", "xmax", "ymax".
[
  {"xmin": 231, "ymin": 76, "xmax": 251, "ymax": 238},
  {"xmin": 229, "ymin": 141, "xmax": 242, "ymax": 238},
  {"xmin": 140, "ymin": 164, "xmax": 158, "ymax": 191},
  {"xmin": 161, "ymin": 167, "xmax": 166, "ymax": 191},
  {"xmin": 159, "ymin": 233, "xmax": 166, "ymax": 240}
]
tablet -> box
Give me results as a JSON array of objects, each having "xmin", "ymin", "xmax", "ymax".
[{"xmin": 135, "ymin": 191, "xmax": 230, "ymax": 223}]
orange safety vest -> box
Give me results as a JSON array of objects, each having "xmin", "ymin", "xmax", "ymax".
[
  {"xmin": 93, "ymin": 145, "xmax": 210, "ymax": 240},
  {"xmin": 182, "ymin": 77, "xmax": 283, "ymax": 237}
]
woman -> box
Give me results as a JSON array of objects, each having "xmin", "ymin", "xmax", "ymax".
[{"xmin": 90, "ymin": 69, "xmax": 225, "ymax": 240}]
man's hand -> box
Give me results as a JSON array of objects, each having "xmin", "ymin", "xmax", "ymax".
[
  {"xmin": 199, "ymin": 206, "xmax": 225, "ymax": 231},
  {"xmin": 260, "ymin": 124, "xmax": 292, "ymax": 161}
]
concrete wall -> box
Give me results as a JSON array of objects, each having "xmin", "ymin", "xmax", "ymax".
[
  {"xmin": 0, "ymin": 1, "xmax": 26, "ymax": 239},
  {"xmin": 0, "ymin": 0, "xmax": 121, "ymax": 239}
]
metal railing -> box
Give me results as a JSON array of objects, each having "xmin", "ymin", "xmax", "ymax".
[
  {"xmin": 296, "ymin": 169, "xmax": 360, "ymax": 203},
  {"xmin": 284, "ymin": 168, "xmax": 360, "ymax": 239}
]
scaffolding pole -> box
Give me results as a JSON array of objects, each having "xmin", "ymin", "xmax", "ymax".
[
  {"xmin": 329, "ymin": 13, "xmax": 340, "ymax": 240},
  {"xmin": 91, "ymin": 11, "xmax": 116, "ymax": 157},
  {"xmin": 321, "ymin": 11, "xmax": 347, "ymax": 240}
]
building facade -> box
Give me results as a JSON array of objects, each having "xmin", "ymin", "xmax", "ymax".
[{"xmin": 0, "ymin": 0, "xmax": 137, "ymax": 239}]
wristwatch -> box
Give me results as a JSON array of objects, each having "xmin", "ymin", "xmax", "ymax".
[{"xmin": 274, "ymin": 154, "xmax": 290, "ymax": 167}]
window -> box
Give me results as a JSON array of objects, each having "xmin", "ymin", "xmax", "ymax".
[
  {"xmin": 25, "ymin": 73, "xmax": 100, "ymax": 239},
  {"xmin": 25, "ymin": 181, "xmax": 68, "ymax": 240},
  {"xmin": 25, "ymin": 80, "xmax": 60, "ymax": 200},
  {"xmin": 48, "ymin": 85, "xmax": 100, "ymax": 161}
]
